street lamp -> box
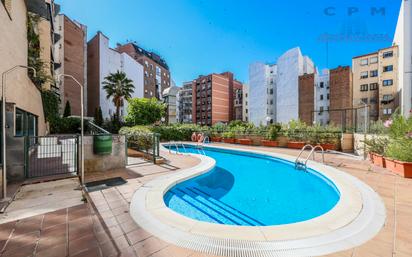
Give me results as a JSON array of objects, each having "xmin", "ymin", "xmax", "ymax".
[
  {"xmin": 1, "ymin": 65, "xmax": 36, "ymax": 200},
  {"xmin": 56, "ymin": 74, "xmax": 85, "ymax": 186}
]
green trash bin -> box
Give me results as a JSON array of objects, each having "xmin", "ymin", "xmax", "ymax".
[{"xmin": 93, "ymin": 135, "xmax": 112, "ymax": 155}]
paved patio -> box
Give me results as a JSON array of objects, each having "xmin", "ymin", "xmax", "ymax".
[{"xmin": 0, "ymin": 145, "xmax": 411, "ymax": 257}]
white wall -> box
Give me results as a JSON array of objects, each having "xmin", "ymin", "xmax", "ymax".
[
  {"xmin": 394, "ymin": 0, "xmax": 412, "ymax": 117},
  {"xmin": 249, "ymin": 62, "xmax": 269, "ymax": 125},
  {"xmin": 314, "ymin": 69, "xmax": 330, "ymax": 125},
  {"xmin": 98, "ymin": 34, "xmax": 144, "ymax": 120},
  {"xmin": 242, "ymin": 84, "xmax": 249, "ymax": 122},
  {"xmin": 276, "ymin": 47, "xmax": 314, "ymax": 123}
]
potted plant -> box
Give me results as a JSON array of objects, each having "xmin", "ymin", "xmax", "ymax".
[
  {"xmin": 261, "ymin": 124, "xmax": 281, "ymax": 147},
  {"xmin": 211, "ymin": 132, "xmax": 222, "ymax": 142},
  {"xmin": 222, "ymin": 131, "xmax": 236, "ymax": 144},
  {"xmin": 385, "ymin": 138, "xmax": 412, "ymax": 178},
  {"xmin": 238, "ymin": 138, "xmax": 253, "ymax": 145},
  {"xmin": 286, "ymin": 120, "xmax": 307, "ymax": 149},
  {"xmin": 364, "ymin": 137, "xmax": 389, "ymax": 168}
]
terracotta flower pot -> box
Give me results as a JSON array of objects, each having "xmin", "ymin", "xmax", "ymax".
[
  {"xmin": 371, "ymin": 153, "xmax": 386, "ymax": 168},
  {"xmin": 393, "ymin": 160, "xmax": 412, "ymax": 178},
  {"xmin": 238, "ymin": 139, "xmax": 253, "ymax": 145},
  {"xmin": 211, "ymin": 137, "xmax": 222, "ymax": 142},
  {"xmin": 261, "ymin": 140, "xmax": 279, "ymax": 147},
  {"xmin": 222, "ymin": 138, "xmax": 235, "ymax": 144},
  {"xmin": 287, "ymin": 141, "xmax": 306, "ymax": 149},
  {"xmin": 320, "ymin": 143, "xmax": 337, "ymax": 151},
  {"xmin": 384, "ymin": 157, "xmax": 396, "ymax": 172}
]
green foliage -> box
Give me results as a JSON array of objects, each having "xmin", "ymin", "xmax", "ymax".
[
  {"xmin": 125, "ymin": 98, "xmax": 166, "ymax": 126},
  {"xmin": 266, "ymin": 123, "xmax": 282, "ymax": 140},
  {"xmin": 103, "ymin": 71, "xmax": 134, "ymax": 120},
  {"xmin": 369, "ymin": 120, "xmax": 389, "ymax": 134},
  {"xmin": 63, "ymin": 101, "xmax": 71, "ymax": 117},
  {"xmin": 41, "ymin": 90, "xmax": 59, "ymax": 122},
  {"xmin": 222, "ymin": 131, "xmax": 235, "ymax": 139},
  {"xmin": 386, "ymin": 139, "xmax": 412, "ymax": 162},
  {"xmin": 102, "ymin": 118, "xmax": 124, "ymax": 134},
  {"xmin": 150, "ymin": 124, "xmax": 206, "ymax": 141},
  {"xmin": 50, "ymin": 117, "xmax": 81, "ymax": 134},
  {"xmin": 285, "ymin": 120, "xmax": 308, "ymax": 141},
  {"xmin": 119, "ymin": 126, "xmax": 153, "ymax": 152},
  {"xmin": 384, "ymin": 113, "xmax": 412, "ymax": 162},
  {"xmin": 94, "ymin": 107, "xmax": 104, "ymax": 126},
  {"xmin": 363, "ymin": 137, "xmax": 390, "ymax": 155}
]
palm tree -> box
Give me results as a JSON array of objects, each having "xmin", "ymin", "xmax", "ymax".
[{"xmin": 102, "ymin": 71, "xmax": 134, "ymax": 120}]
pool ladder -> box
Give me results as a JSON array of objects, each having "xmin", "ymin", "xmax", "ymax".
[
  {"xmin": 169, "ymin": 141, "xmax": 187, "ymax": 155},
  {"xmin": 295, "ymin": 144, "xmax": 325, "ymax": 171}
]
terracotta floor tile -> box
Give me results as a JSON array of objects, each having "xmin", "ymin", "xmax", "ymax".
[
  {"xmin": 13, "ymin": 215, "xmax": 43, "ymax": 236},
  {"xmin": 151, "ymin": 244, "xmax": 194, "ymax": 257},
  {"xmin": 1, "ymin": 243, "xmax": 36, "ymax": 257},
  {"xmin": 70, "ymin": 246, "xmax": 102, "ymax": 257},
  {"xmin": 126, "ymin": 228, "xmax": 151, "ymax": 245},
  {"xmin": 133, "ymin": 237, "xmax": 168, "ymax": 257},
  {"xmin": 69, "ymin": 233, "xmax": 99, "ymax": 256},
  {"xmin": 35, "ymin": 243, "xmax": 67, "ymax": 257},
  {"xmin": 4, "ymin": 231, "xmax": 40, "ymax": 252}
]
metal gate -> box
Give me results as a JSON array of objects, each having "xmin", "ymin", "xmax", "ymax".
[{"xmin": 25, "ymin": 135, "xmax": 79, "ymax": 178}]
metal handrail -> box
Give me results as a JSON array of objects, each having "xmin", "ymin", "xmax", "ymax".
[
  {"xmin": 304, "ymin": 145, "xmax": 324, "ymax": 166},
  {"xmin": 88, "ymin": 121, "xmax": 110, "ymax": 135},
  {"xmin": 295, "ymin": 144, "xmax": 325, "ymax": 171}
]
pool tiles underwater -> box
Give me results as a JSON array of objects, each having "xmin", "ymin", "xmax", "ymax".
[{"xmin": 164, "ymin": 145, "xmax": 340, "ymax": 226}]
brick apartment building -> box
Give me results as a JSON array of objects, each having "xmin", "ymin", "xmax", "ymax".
[
  {"xmin": 192, "ymin": 72, "xmax": 243, "ymax": 126},
  {"xmin": 54, "ymin": 14, "xmax": 87, "ymax": 116},
  {"xmin": 298, "ymin": 73, "xmax": 315, "ymax": 125},
  {"xmin": 329, "ymin": 66, "xmax": 353, "ymax": 127},
  {"xmin": 116, "ymin": 43, "xmax": 170, "ymax": 100}
]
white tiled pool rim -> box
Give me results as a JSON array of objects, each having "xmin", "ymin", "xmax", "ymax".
[{"xmin": 129, "ymin": 144, "xmax": 386, "ymax": 257}]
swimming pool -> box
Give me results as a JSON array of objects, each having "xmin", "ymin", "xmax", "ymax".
[{"xmin": 164, "ymin": 145, "xmax": 340, "ymax": 226}]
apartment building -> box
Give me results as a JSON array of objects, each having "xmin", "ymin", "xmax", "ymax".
[
  {"xmin": 177, "ymin": 82, "xmax": 193, "ymax": 123},
  {"xmin": 162, "ymin": 84, "xmax": 179, "ymax": 124},
  {"xmin": 192, "ymin": 72, "xmax": 243, "ymax": 126},
  {"xmin": 87, "ymin": 32, "xmax": 144, "ymax": 120},
  {"xmin": 394, "ymin": 0, "xmax": 412, "ymax": 117},
  {"xmin": 329, "ymin": 66, "xmax": 353, "ymax": 127},
  {"xmin": 242, "ymin": 84, "xmax": 249, "ymax": 122},
  {"xmin": 233, "ymin": 84, "xmax": 243, "ymax": 121},
  {"xmin": 116, "ymin": 43, "xmax": 170, "ymax": 100},
  {"xmin": 26, "ymin": 0, "xmax": 59, "ymax": 94},
  {"xmin": 298, "ymin": 73, "xmax": 315, "ymax": 125},
  {"xmin": 352, "ymin": 46, "xmax": 399, "ymax": 121},
  {"xmin": 249, "ymin": 47, "xmax": 315, "ymax": 125},
  {"xmin": 54, "ymin": 14, "xmax": 87, "ymax": 116},
  {"xmin": 1, "ymin": 0, "xmax": 48, "ymax": 186}
]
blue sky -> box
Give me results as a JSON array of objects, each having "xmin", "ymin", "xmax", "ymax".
[{"xmin": 57, "ymin": 0, "xmax": 401, "ymax": 85}]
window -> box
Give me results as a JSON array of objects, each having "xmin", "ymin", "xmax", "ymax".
[
  {"xmin": 320, "ymin": 82, "xmax": 324, "ymax": 88},
  {"xmin": 370, "ymin": 70, "xmax": 378, "ymax": 77},
  {"xmin": 360, "ymin": 71, "xmax": 368, "ymax": 79},
  {"xmin": 319, "ymin": 106, "xmax": 324, "ymax": 112},
  {"xmin": 370, "ymin": 83, "xmax": 378, "ymax": 90},
  {"xmin": 156, "ymin": 66, "xmax": 161, "ymax": 76},
  {"xmin": 269, "ymin": 88, "xmax": 273, "ymax": 95},
  {"xmin": 320, "ymin": 94, "xmax": 324, "ymax": 100},
  {"xmin": 383, "ymin": 79, "xmax": 393, "ymax": 86},
  {"xmin": 370, "ymin": 98, "xmax": 377, "ymax": 104},
  {"xmin": 383, "ymin": 65, "xmax": 393, "ymax": 72},
  {"xmin": 361, "ymin": 98, "xmax": 368, "ymax": 104},
  {"xmin": 144, "ymin": 60, "xmax": 149, "ymax": 67},
  {"xmin": 360, "ymin": 59, "xmax": 368, "ymax": 66},
  {"xmin": 383, "ymin": 94, "xmax": 392, "ymax": 101},
  {"xmin": 360, "ymin": 84, "xmax": 368, "ymax": 91},
  {"xmin": 383, "ymin": 108, "xmax": 392, "ymax": 115},
  {"xmin": 327, "ymin": 94, "xmax": 330, "ymax": 100},
  {"xmin": 15, "ymin": 109, "xmax": 38, "ymax": 137},
  {"xmin": 370, "ymin": 56, "xmax": 378, "ymax": 64},
  {"xmin": 383, "ymin": 51, "xmax": 393, "ymax": 58}
]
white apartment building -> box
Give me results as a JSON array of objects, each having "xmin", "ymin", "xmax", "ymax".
[
  {"xmin": 249, "ymin": 47, "xmax": 315, "ymax": 125},
  {"xmin": 242, "ymin": 84, "xmax": 249, "ymax": 122},
  {"xmin": 393, "ymin": 0, "xmax": 412, "ymax": 117},
  {"xmin": 314, "ymin": 69, "xmax": 330, "ymax": 125},
  {"xmin": 87, "ymin": 32, "xmax": 144, "ymax": 120},
  {"xmin": 177, "ymin": 81, "xmax": 193, "ymax": 123}
]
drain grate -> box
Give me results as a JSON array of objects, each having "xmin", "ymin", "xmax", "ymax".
[{"xmin": 85, "ymin": 177, "xmax": 127, "ymax": 192}]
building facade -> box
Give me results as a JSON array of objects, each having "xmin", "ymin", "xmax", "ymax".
[
  {"xmin": 298, "ymin": 73, "xmax": 315, "ymax": 125},
  {"xmin": 249, "ymin": 47, "xmax": 314, "ymax": 125},
  {"xmin": 87, "ymin": 32, "xmax": 144, "ymax": 120},
  {"xmin": 394, "ymin": 0, "xmax": 412, "ymax": 117},
  {"xmin": 54, "ymin": 14, "xmax": 87, "ymax": 116},
  {"xmin": 192, "ymin": 72, "xmax": 243, "ymax": 126},
  {"xmin": 162, "ymin": 84, "xmax": 179, "ymax": 124},
  {"xmin": 1, "ymin": 0, "xmax": 48, "ymax": 186},
  {"xmin": 329, "ymin": 66, "xmax": 353, "ymax": 128},
  {"xmin": 116, "ymin": 43, "xmax": 170, "ymax": 100},
  {"xmin": 177, "ymin": 82, "xmax": 193, "ymax": 124},
  {"xmin": 242, "ymin": 84, "xmax": 249, "ymax": 122},
  {"xmin": 352, "ymin": 46, "xmax": 399, "ymax": 122}
]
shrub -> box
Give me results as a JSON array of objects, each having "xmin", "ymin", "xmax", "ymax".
[
  {"xmin": 50, "ymin": 117, "xmax": 81, "ymax": 134},
  {"xmin": 119, "ymin": 126, "xmax": 153, "ymax": 153},
  {"xmin": 385, "ymin": 139, "xmax": 412, "ymax": 162},
  {"xmin": 285, "ymin": 120, "xmax": 308, "ymax": 142},
  {"xmin": 383, "ymin": 112, "xmax": 412, "ymax": 162},
  {"xmin": 125, "ymin": 98, "xmax": 166, "ymax": 126},
  {"xmin": 363, "ymin": 137, "xmax": 390, "ymax": 155},
  {"xmin": 63, "ymin": 101, "xmax": 71, "ymax": 117},
  {"xmin": 266, "ymin": 124, "xmax": 281, "ymax": 140},
  {"xmin": 222, "ymin": 131, "xmax": 235, "ymax": 139}
]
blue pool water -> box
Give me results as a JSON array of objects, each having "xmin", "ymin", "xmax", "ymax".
[{"xmin": 164, "ymin": 145, "xmax": 340, "ymax": 226}]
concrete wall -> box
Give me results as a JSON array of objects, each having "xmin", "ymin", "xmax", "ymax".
[
  {"xmin": 84, "ymin": 135, "xmax": 126, "ymax": 173},
  {"xmin": 249, "ymin": 62, "xmax": 270, "ymax": 126},
  {"xmin": 314, "ymin": 69, "xmax": 330, "ymax": 125},
  {"xmin": 353, "ymin": 133, "xmax": 388, "ymax": 156}
]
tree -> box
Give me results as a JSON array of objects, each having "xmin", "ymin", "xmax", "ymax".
[
  {"xmin": 63, "ymin": 101, "xmax": 71, "ymax": 117},
  {"xmin": 102, "ymin": 71, "xmax": 134, "ymax": 121},
  {"xmin": 94, "ymin": 106, "xmax": 104, "ymax": 126},
  {"xmin": 125, "ymin": 98, "xmax": 166, "ymax": 126}
]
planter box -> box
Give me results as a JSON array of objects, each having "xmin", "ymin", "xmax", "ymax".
[
  {"xmin": 238, "ymin": 139, "xmax": 253, "ymax": 145},
  {"xmin": 211, "ymin": 137, "xmax": 222, "ymax": 142},
  {"xmin": 320, "ymin": 143, "xmax": 337, "ymax": 151},
  {"xmin": 384, "ymin": 157, "xmax": 412, "ymax": 178},
  {"xmin": 261, "ymin": 140, "xmax": 279, "ymax": 147},
  {"xmin": 287, "ymin": 141, "xmax": 306, "ymax": 149},
  {"xmin": 222, "ymin": 138, "xmax": 236, "ymax": 144},
  {"xmin": 371, "ymin": 153, "xmax": 386, "ymax": 168}
]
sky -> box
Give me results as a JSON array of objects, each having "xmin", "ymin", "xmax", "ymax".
[{"xmin": 57, "ymin": 0, "xmax": 402, "ymax": 86}]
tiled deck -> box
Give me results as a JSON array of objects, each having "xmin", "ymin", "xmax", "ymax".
[{"xmin": 0, "ymin": 146, "xmax": 411, "ymax": 257}]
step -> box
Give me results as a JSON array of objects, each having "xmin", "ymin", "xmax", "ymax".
[
  {"xmin": 179, "ymin": 188, "xmax": 252, "ymax": 226},
  {"xmin": 190, "ymin": 187, "xmax": 264, "ymax": 226}
]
